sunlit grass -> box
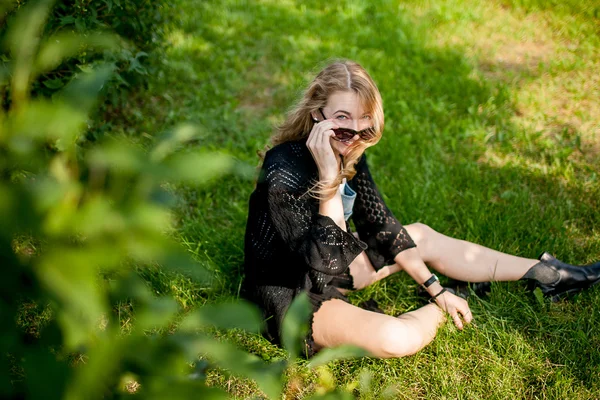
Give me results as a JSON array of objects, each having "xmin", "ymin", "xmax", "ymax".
[{"xmin": 102, "ymin": 0, "xmax": 600, "ymax": 397}]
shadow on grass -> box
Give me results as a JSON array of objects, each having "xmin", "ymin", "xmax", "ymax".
[{"xmin": 140, "ymin": 0, "xmax": 600, "ymax": 393}]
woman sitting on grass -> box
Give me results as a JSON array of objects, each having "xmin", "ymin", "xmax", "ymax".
[{"xmin": 242, "ymin": 60, "xmax": 600, "ymax": 358}]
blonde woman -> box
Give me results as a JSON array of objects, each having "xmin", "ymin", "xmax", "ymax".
[{"xmin": 242, "ymin": 60, "xmax": 600, "ymax": 358}]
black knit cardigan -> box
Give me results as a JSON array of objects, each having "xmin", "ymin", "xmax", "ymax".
[{"xmin": 242, "ymin": 139, "xmax": 416, "ymax": 348}]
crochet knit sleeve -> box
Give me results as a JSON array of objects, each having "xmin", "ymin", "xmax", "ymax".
[
  {"xmin": 349, "ymin": 154, "xmax": 416, "ymax": 270},
  {"xmin": 263, "ymin": 153, "xmax": 367, "ymax": 290}
]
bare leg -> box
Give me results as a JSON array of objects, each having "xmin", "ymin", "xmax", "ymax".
[
  {"xmin": 312, "ymin": 298, "xmax": 445, "ymax": 358},
  {"xmin": 405, "ymin": 223, "xmax": 538, "ymax": 282}
]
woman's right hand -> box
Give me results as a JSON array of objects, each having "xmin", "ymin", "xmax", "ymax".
[
  {"xmin": 435, "ymin": 290, "xmax": 473, "ymax": 330},
  {"xmin": 306, "ymin": 118, "xmax": 340, "ymax": 181}
]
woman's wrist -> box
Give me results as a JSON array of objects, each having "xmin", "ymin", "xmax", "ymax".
[
  {"xmin": 318, "ymin": 168, "xmax": 339, "ymax": 182},
  {"xmin": 429, "ymin": 287, "xmax": 448, "ymax": 304},
  {"xmin": 426, "ymin": 281, "xmax": 444, "ymax": 297}
]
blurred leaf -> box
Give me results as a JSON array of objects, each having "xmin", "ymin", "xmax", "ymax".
[
  {"xmin": 157, "ymin": 247, "xmax": 212, "ymax": 284},
  {"xmin": 36, "ymin": 246, "xmax": 122, "ymax": 348},
  {"xmin": 23, "ymin": 348, "xmax": 68, "ymax": 400},
  {"xmin": 127, "ymin": 203, "xmax": 173, "ymax": 234},
  {"xmin": 5, "ymin": 0, "xmax": 55, "ymax": 107},
  {"xmin": 0, "ymin": 184, "xmax": 39, "ymax": 237},
  {"xmin": 42, "ymin": 78, "xmax": 65, "ymax": 89},
  {"xmin": 188, "ymin": 359, "xmax": 210, "ymax": 382},
  {"xmin": 7, "ymin": 100, "xmax": 87, "ymax": 155},
  {"xmin": 0, "ymin": 61, "xmax": 10, "ymax": 88},
  {"xmin": 7, "ymin": 99, "xmax": 86, "ymax": 148},
  {"xmin": 305, "ymin": 390, "xmax": 355, "ymax": 400},
  {"xmin": 144, "ymin": 377, "xmax": 229, "ymax": 400},
  {"xmin": 72, "ymin": 195, "xmax": 126, "ymax": 237},
  {"xmin": 58, "ymin": 64, "xmax": 115, "ymax": 112},
  {"xmin": 151, "ymin": 124, "xmax": 203, "ymax": 162},
  {"xmin": 164, "ymin": 151, "xmax": 233, "ymax": 185},
  {"xmin": 0, "ymin": 0, "xmax": 17, "ymax": 23},
  {"xmin": 64, "ymin": 337, "xmax": 123, "ymax": 400},
  {"xmin": 135, "ymin": 297, "xmax": 179, "ymax": 331},
  {"xmin": 109, "ymin": 271, "xmax": 154, "ymax": 304},
  {"xmin": 87, "ymin": 137, "xmax": 147, "ymax": 173},
  {"xmin": 35, "ymin": 31, "xmax": 119, "ymax": 78},
  {"xmin": 179, "ymin": 301, "xmax": 263, "ymax": 333},
  {"xmin": 307, "ymin": 345, "xmax": 369, "ymax": 368},
  {"xmin": 177, "ymin": 335, "xmax": 285, "ymax": 399},
  {"xmin": 281, "ymin": 292, "xmax": 311, "ymax": 360}
]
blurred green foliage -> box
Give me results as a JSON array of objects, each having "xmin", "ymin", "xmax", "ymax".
[
  {"xmin": 2, "ymin": 0, "xmax": 168, "ymax": 140},
  {"xmin": 0, "ymin": 2, "xmax": 367, "ymax": 399}
]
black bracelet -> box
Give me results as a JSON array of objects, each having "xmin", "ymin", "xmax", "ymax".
[
  {"xmin": 429, "ymin": 288, "xmax": 447, "ymax": 304},
  {"xmin": 422, "ymin": 274, "xmax": 439, "ymax": 288}
]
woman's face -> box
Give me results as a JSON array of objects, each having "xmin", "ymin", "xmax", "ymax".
[{"xmin": 312, "ymin": 91, "xmax": 373, "ymax": 157}]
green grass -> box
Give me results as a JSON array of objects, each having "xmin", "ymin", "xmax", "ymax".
[{"xmin": 106, "ymin": 0, "xmax": 600, "ymax": 398}]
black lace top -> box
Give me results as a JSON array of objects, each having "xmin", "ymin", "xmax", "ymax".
[{"xmin": 243, "ymin": 139, "xmax": 416, "ymax": 347}]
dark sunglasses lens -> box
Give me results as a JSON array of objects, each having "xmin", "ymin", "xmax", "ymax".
[
  {"xmin": 359, "ymin": 127, "xmax": 376, "ymax": 140},
  {"xmin": 333, "ymin": 128, "xmax": 355, "ymax": 142}
]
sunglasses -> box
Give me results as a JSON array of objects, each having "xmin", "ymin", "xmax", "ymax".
[{"xmin": 315, "ymin": 109, "xmax": 377, "ymax": 142}]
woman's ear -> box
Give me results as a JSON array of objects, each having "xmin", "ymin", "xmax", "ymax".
[{"xmin": 310, "ymin": 111, "xmax": 319, "ymax": 122}]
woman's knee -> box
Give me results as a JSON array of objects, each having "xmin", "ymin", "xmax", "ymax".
[{"xmin": 376, "ymin": 318, "xmax": 431, "ymax": 358}]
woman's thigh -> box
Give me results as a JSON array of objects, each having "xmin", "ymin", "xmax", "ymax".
[{"xmin": 311, "ymin": 298, "xmax": 442, "ymax": 358}]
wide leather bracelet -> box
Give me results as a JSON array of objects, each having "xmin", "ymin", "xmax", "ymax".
[
  {"xmin": 422, "ymin": 274, "xmax": 439, "ymax": 289},
  {"xmin": 428, "ymin": 287, "xmax": 447, "ymax": 304}
]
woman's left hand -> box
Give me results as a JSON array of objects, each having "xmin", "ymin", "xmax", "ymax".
[{"xmin": 435, "ymin": 291, "xmax": 472, "ymax": 330}]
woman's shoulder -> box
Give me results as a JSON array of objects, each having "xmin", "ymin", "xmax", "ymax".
[
  {"xmin": 259, "ymin": 139, "xmax": 314, "ymax": 187},
  {"xmin": 264, "ymin": 139, "xmax": 309, "ymax": 163},
  {"xmin": 262, "ymin": 139, "xmax": 314, "ymax": 173}
]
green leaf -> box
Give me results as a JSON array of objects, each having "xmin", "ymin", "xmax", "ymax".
[
  {"xmin": 177, "ymin": 335, "xmax": 285, "ymax": 399},
  {"xmin": 307, "ymin": 345, "xmax": 369, "ymax": 368},
  {"xmin": 64, "ymin": 337, "xmax": 124, "ymax": 400},
  {"xmin": 280, "ymin": 292, "xmax": 312, "ymax": 360},
  {"xmin": 164, "ymin": 151, "xmax": 233, "ymax": 185},
  {"xmin": 533, "ymin": 287, "xmax": 545, "ymax": 306},
  {"xmin": 0, "ymin": 0, "xmax": 17, "ymax": 23},
  {"xmin": 135, "ymin": 297, "xmax": 180, "ymax": 332},
  {"xmin": 87, "ymin": 138, "xmax": 147, "ymax": 173},
  {"xmin": 151, "ymin": 124, "xmax": 204, "ymax": 162},
  {"xmin": 5, "ymin": 0, "xmax": 55, "ymax": 107},
  {"xmin": 37, "ymin": 247, "xmax": 114, "ymax": 349},
  {"xmin": 42, "ymin": 78, "xmax": 65, "ymax": 89},
  {"xmin": 157, "ymin": 247, "xmax": 212, "ymax": 284},
  {"xmin": 144, "ymin": 381, "xmax": 229, "ymax": 400},
  {"xmin": 35, "ymin": 31, "xmax": 119, "ymax": 78},
  {"xmin": 179, "ymin": 301, "xmax": 263, "ymax": 333},
  {"xmin": 305, "ymin": 389, "xmax": 355, "ymax": 400},
  {"xmin": 7, "ymin": 99, "xmax": 87, "ymax": 146},
  {"xmin": 58, "ymin": 64, "xmax": 115, "ymax": 112},
  {"xmin": 0, "ymin": 61, "xmax": 10, "ymax": 88},
  {"xmin": 71, "ymin": 195, "xmax": 126, "ymax": 237},
  {"xmin": 23, "ymin": 348, "xmax": 69, "ymax": 400}
]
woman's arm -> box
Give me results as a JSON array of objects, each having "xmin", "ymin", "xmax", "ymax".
[
  {"xmin": 318, "ymin": 192, "xmax": 346, "ymax": 232},
  {"xmin": 349, "ymin": 155, "xmax": 416, "ymax": 269},
  {"xmin": 394, "ymin": 248, "xmax": 473, "ymax": 330},
  {"xmin": 306, "ymin": 115, "xmax": 347, "ymax": 230},
  {"xmin": 262, "ymin": 146, "xmax": 366, "ymax": 292}
]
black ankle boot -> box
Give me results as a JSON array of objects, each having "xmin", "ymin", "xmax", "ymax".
[{"xmin": 522, "ymin": 252, "xmax": 600, "ymax": 300}]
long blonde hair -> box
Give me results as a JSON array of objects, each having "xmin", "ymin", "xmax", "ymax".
[{"xmin": 268, "ymin": 60, "xmax": 384, "ymax": 199}]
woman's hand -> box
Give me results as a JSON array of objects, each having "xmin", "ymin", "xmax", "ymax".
[
  {"xmin": 435, "ymin": 291, "xmax": 472, "ymax": 330},
  {"xmin": 306, "ymin": 118, "xmax": 340, "ymax": 181}
]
